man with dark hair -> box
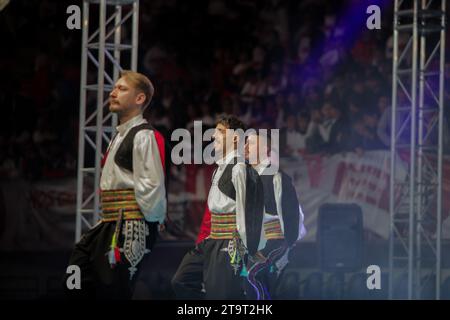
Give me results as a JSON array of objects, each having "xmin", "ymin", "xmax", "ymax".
[
  {"xmin": 320, "ymin": 100, "xmax": 349, "ymax": 154},
  {"xmin": 349, "ymin": 109, "xmax": 385, "ymax": 154},
  {"xmin": 171, "ymin": 115, "xmax": 266, "ymax": 300},
  {"xmin": 65, "ymin": 71, "xmax": 167, "ymax": 299},
  {"xmin": 308, "ymin": 100, "xmax": 349, "ymax": 154},
  {"xmin": 244, "ymin": 130, "xmax": 306, "ymax": 299}
]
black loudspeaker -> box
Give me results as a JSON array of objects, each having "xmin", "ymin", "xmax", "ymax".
[{"xmin": 318, "ymin": 203, "xmax": 363, "ymax": 272}]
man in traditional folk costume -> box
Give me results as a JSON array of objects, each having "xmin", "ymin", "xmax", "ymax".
[
  {"xmin": 172, "ymin": 115, "xmax": 266, "ymax": 300},
  {"xmin": 65, "ymin": 70, "xmax": 167, "ymax": 299},
  {"xmin": 244, "ymin": 131, "xmax": 306, "ymax": 300}
]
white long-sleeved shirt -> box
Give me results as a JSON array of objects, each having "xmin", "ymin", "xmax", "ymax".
[
  {"xmin": 100, "ymin": 114, "xmax": 166, "ymax": 224},
  {"xmin": 207, "ymin": 150, "xmax": 266, "ymax": 251},
  {"xmin": 254, "ymin": 158, "xmax": 307, "ymax": 242},
  {"xmin": 318, "ymin": 118, "xmax": 337, "ymax": 143}
]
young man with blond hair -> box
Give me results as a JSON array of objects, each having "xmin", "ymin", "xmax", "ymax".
[{"xmin": 65, "ymin": 70, "xmax": 167, "ymax": 299}]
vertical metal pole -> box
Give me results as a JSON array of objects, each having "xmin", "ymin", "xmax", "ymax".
[
  {"xmin": 112, "ymin": 4, "xmax": 122, "ymax": 130},
  {"xmin": 113, "ymin": 5, "xmax": 122, "ymax": 79},
  {"xmin": 408, "ymin": 0, "xmax": 419, "ymax": 300},
  {"xmin": 436, "ymin": 0, "xmax": 446, "ymax": 300},
  {"xmin": 93, "ymin": 0, "xmax": 107, "ymax": 224},
  {"xmin": 76, "ymin": 0, "xmax": 89, "ymax": 242},
  {"xmin": 389, "ymin": 0, "xmax": 400, "ymax": 300},
  {"xmin": 416, "ymin": 0, "xmax": 427, "ymax": 300},
  {"xmin": 131, "ymin": 0, "xmax": 139, "ymax": 71}
]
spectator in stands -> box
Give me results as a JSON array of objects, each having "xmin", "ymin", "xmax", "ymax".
[
  {"xmin": 275, "ymin": 93, "xmax": 288, "ymax": 129},
  {"xmin": 200, "ymin": 102, "xmax": 215, "ymax": 127},
  {"xmin": 349, "ymin": 110, "xmax": 386, "ymax": 155},
  {"xmin": 304, "ymin": 108, "xmax": 324, "ymax": 154},
  {"xmin": 308, "ymin": 100, "xmax": 349, "ymax": 154},
  {"xmin": 377, "ymin": 90, "xmax": 410, "ymax": 147},
  {"xmin": 280, "ymin": 113, "xmax": 302, "ymax": 158},
  {"xmin": 297, "ymin": 111, "xmax": 313, "ymax": 154},
  {"xmin": 242, "ymin": 97, "xmax": 266, "ymax": 127},
  {"xmin": 240, "ymin": 70, "xmax": 267, "ymax": 104}
]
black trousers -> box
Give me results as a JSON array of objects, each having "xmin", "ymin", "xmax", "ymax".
[
  {"xmin": 246, "ymin": 239, "xmax": 288, "ymax": 300},
  {"xmin": 203, "ymin": 238, "xmax": 247, "ymax": 300},
  {"xmin": 172, "ymin": 238, "xmax": 248, "ymax": 300},
  {"xmin": 63, "ymin": 220, "xmax": 158, "ymax": 299},
  {"xmin": 171, "ymin": 241, "xmax": 206, "ymax": 300}
]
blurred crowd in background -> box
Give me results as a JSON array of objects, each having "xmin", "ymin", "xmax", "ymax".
[{"xmin": 1, "ymin": 0, "xmax": 450, "ymax": 181}]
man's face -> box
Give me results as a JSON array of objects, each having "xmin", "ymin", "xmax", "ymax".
[
  {"xmin": 245, "ymin": 134, "xmax": 258, "ymax": 162},
  {"xmin": 298, "ymin": 116, "xmax": 309, "ymax": 132},
  {"xmin": 213, "ymin": 123, "xmax": 234, "ymax": 158},
  {"xmin": 245, "ymin": 134, "xmax": 268, "ymax": 164},
  {"xmin": 287, "ymin": 115, "xmax": 296, "ymax": 129},
  {"xmin": 109, "ymin": 77, "xmax": 145, "ymax": 114}
]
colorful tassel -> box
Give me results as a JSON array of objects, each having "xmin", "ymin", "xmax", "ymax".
[
  {"xmin": 240, "ymin": 263, "xmax": 248, "ymax": 277},
  {"xmin": 107, "ymin": 209, "xmax": 123, "ymax": 268},
  {"xmin": 114, "ymin": 246, "xmax": 121, "ymax": 263}
]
